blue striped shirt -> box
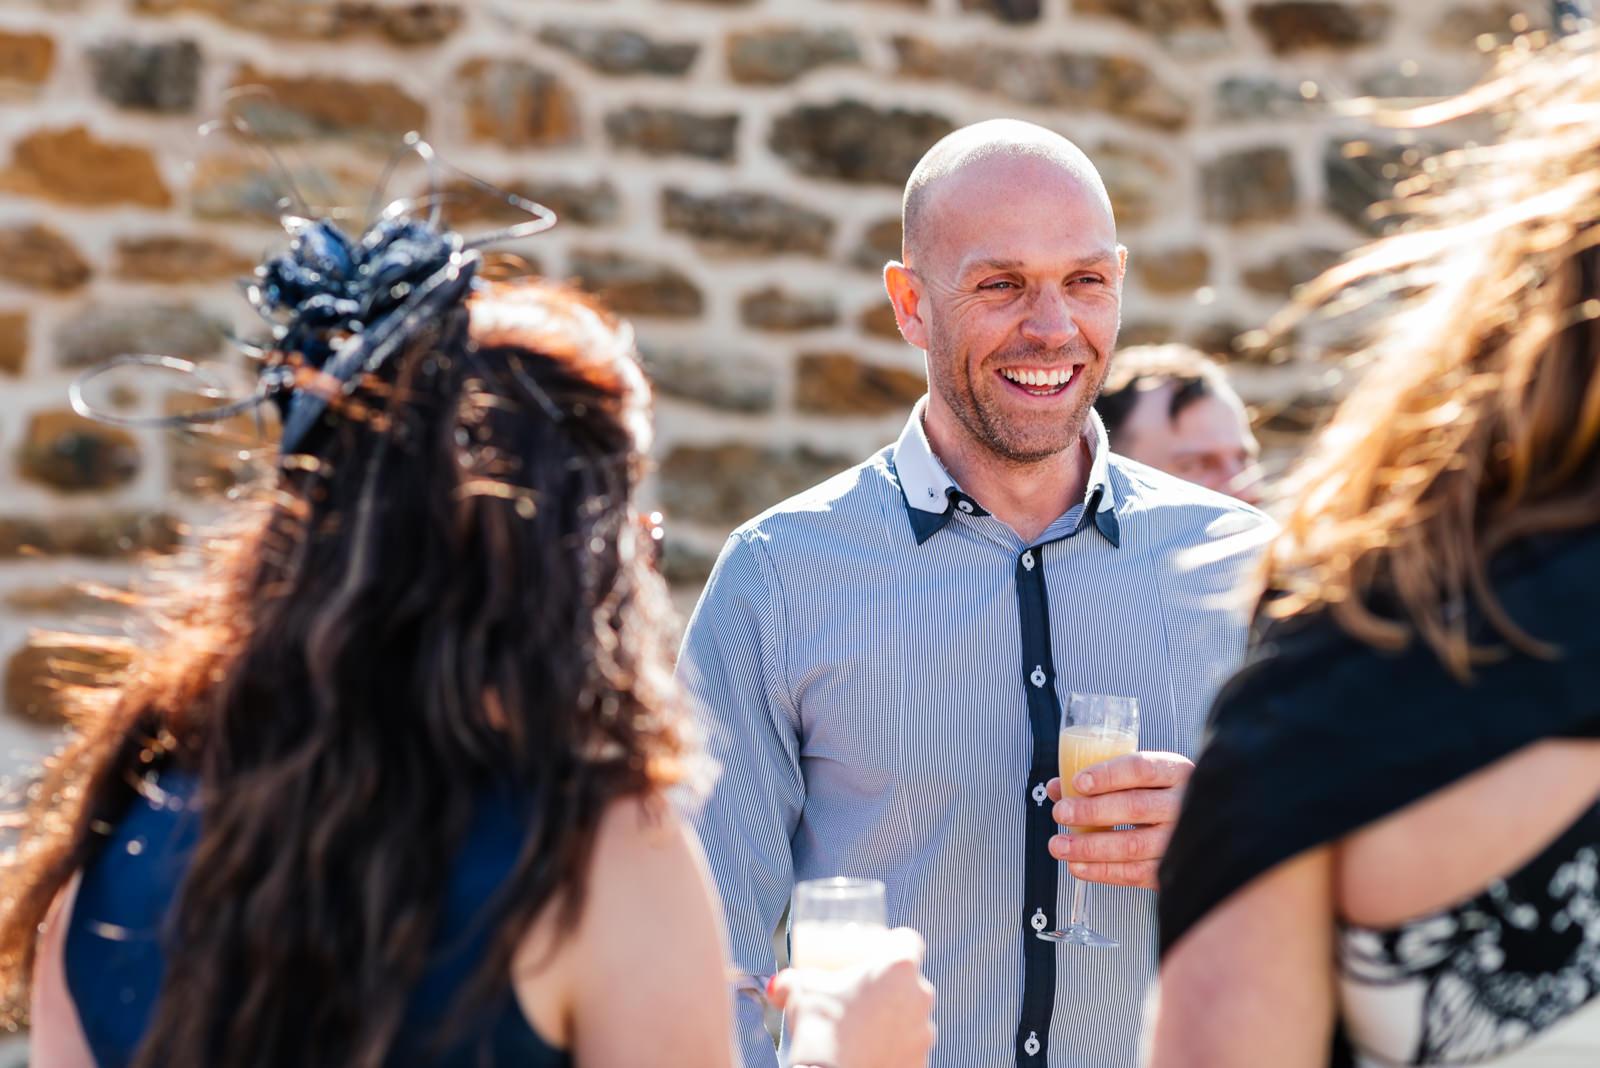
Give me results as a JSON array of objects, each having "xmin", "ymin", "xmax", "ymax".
[{"xmin": 677, "ymin": 401, "xmax": 1271, "ymax": 1068}]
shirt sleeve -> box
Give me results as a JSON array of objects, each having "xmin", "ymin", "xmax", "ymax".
[{"xmin": 674, "ymin": 531, "xmax": 805, "ymax": 1068}]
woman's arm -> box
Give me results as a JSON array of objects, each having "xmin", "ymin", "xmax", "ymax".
[
  {"xmin": 30, "ymin": 873, "xmax": 97, "ymax": 1068},
  {"xmin": 1146, "ymin": 846, "xmax": 1335, "ymax": 1068}
]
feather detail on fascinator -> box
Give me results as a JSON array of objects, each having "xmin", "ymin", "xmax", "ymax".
[{"xmin": 70, "ymin": 132, "xmax": 557, "ymax": 460}]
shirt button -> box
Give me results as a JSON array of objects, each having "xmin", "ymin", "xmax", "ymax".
[
  {"xmin": 1030, "ymin": 908, "xmax": 1048, "ymax": 932},
  {"xmin": 1031, "ymin": 782, "xmax": 1048, "ymax": 806},
  {"xmin": 957, "ymin": 499, "xmax": 974, "ymax": 513},
  {"xmin": 1025, "ymin": 1031, "xmax": 1041, "ymax": 1057},
  {"xmin": 1021, "ymin": 550, "xmax": 1035, "ymax": 570},
  {"xmin": 1030, "ymin": 665, "xmax": 1046, "ymax": 688}
]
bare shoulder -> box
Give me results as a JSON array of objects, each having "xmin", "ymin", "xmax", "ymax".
[
  {"xmin": 556, "ymin": 793, "xmax": 736, "ymax": 1068},
  {"xmin": 1338, "ymin": 739, "xmax": 1600, "ymax": 928}
]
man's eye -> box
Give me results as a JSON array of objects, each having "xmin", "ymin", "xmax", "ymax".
[
  {"xmin": 1071, "ymin": 275, "xmax": 1105, "ymax": 286},
  {"xmin": 979, "ymin": 280, "xmax": 1017, "ymax": 290}
]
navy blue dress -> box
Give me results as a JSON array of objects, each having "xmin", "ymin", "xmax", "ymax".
[{"xmin": 64, "ymin": 771, "xmax": 572, "ymax": 1067}]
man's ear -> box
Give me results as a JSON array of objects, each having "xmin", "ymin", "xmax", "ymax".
[{"xmin": 883, "ymin": 262, "xmax": 928, "ymax": 350}]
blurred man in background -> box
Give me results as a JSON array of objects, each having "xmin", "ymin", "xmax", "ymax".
[{"xmin": 1095, "ymin": 344, "xmax": 1262, "ymax": 505}]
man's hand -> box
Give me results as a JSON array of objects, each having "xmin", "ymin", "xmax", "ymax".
[
  {"xmin": 1045, "ymin": 751, "xmax": 1195, "ymax": 890},
  {"xmin": 768, "ymin": 927, "xmax": 936, "ymax": 1068}
]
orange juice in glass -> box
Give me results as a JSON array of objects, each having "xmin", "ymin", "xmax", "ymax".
[{"xmin": 1038, "ymin": 692, "xmax": 1138, "ymax": 948}]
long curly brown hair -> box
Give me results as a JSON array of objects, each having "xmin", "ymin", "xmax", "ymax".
[
  {"xmin": 0, "ymin": 277, "xmax": 690, "ymax": 1065},
  {"xmin": 1261, "ymin": 29, "xmax": 1600, "ymax": 678}
]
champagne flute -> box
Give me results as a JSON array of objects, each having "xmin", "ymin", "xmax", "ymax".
[
  {"xmin": 1037, "ymin": 692, "xmax": 1139, "ymax": 948},
  {"xmin": 789, "ymin": 877, "xmax": 888, "ymax": 970}
]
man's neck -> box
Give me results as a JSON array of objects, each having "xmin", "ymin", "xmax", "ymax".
[{"xmin": 925, "ymin": 418, "xmax": 1094, "ymax": 545}]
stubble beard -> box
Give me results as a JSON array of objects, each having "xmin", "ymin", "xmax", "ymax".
[{"xmin": 931, "ymin": 340, "xmax": 1108, "ymax": 467}]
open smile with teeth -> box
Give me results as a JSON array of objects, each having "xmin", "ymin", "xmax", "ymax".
[{"xmin": 999, "ymin": 366, "xmax": 1079, "ymax": 396}]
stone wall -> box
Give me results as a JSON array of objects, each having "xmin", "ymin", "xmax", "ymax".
[{"xmin": 0, "ymin": 0, "xmax": 1537, "ymax": 743}]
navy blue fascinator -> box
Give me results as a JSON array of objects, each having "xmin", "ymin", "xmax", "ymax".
[{"xmin": 70, "ymin": 134, "xmax": 556, "ymax": 459}]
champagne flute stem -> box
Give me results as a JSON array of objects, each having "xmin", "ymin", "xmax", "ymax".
[{"xmin": 1068, "ymin": 868, "xmax": 1090, "ymax": 928}]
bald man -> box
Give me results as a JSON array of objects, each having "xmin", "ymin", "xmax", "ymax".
[{"xmin": 678, "ymin": 120, "xmax": 1271, "ymax": 1068}]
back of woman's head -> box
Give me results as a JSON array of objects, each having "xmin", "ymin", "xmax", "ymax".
[
  {"xmin": 0, "ymin": 218, "xmax": 689, "ymax": 1065},
  {"xmin": 1265, "ymin": 29, "xmax": 1600, "ymax": 676}
]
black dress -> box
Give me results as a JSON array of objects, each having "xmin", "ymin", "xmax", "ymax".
[{"xmin": 1159, "ymin": 524, "xmax": 1600, "ymax": 1065}]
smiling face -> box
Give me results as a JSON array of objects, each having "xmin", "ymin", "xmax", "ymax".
[{"xmin": 892, "ymin": 153, "xmax": 1125, "ymax": 470}]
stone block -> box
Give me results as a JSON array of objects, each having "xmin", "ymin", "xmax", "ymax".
[
  {"xmin": 88, "ymin": 38, "xmax": 201, "ymax": 112},
  {"xmin": 658, "ymin": 443, "xmax": 856, "ymax": 526},
  {"xmin": 18, "ymin": 410, "xmax": 141, "ymax": 492},
  {"xmin": 0, "ymin": 30, "xmax": 54, "ymax": 84},
  {"xmin": 1134, "ymin": 247, "xmax": 1211, "ymax": 294},
  {"xmin": 1241, "ymin": 246, "xmax": 1343, "ymax": 295},
  {"xmin": 739, "ymin": 287, "xmax": 838, "ymax": 331},
  {"xmin": 961, "ymin": 0, "xmax": 1043, "ymax": 21},
  {"xmin": 1215, "ymin": 76, "xmax": 1324, "ymax": 119},
  {"xmin": 538, "ymin": 24, "xmax": 698, "ymax": 76},
  {"xmin": 858, "ymin": 303, "xmax": 903, "ymax": 341},
  {"xmin": 114, "ymin": 234, "xmax": 256, "ymax": 284},
  {"xmin": 1076, "ymin": 0, "xmax": 1224, "ymax": 31},
  {"xmin": 1358, "ymin": 67, "xmax": 1473, "ymax": 100},
  {"xmin": 640, "ymin": 346, "xmax": 777, "ymax": 412},
  {"xmin": 1118, "ymin": 321, "xmax": 1177, "ymax": 348},
  {"xmin": 0, "ymin": 513, "xmax": 181, "ymax": 558},
  {"xmin": 795, "ymin": 352, "xmax": 925, "ymax": 415},
  {"xmin": 3, "ymin": 584, "xmax": 128, "ymax": 618},
  {"xmin": 5, "ymin": 635, "xmax": 134, "ymax": 728},
  {"xmin": 54, "ymin": 303, "xmax": 227, "ymax": 369},
  {"xmin": 458, "ymin": 59, "xmax": 578, "ymax": 148},
  {"xmin": 568, "ymin": 249, "xmax": 703, "ymax": 318},
  {"xmin": 226, "ymin": 65, "xmax": 427, "ymax": 145},
  {"xmin": 1202, "ymin": 147, "xmax": 1296, "ymax": 224},
  {"xmin": 1430, "ymin": 2, "xmax": 1542, "ymax": 46},
  {"xmin": 433, "ymin": 178, "xmax": 620, "ymax": 229},
  {"xmin": 0, "ymin": 225, "xmax": 91, "ymax": 290},
  {"xmin": 606, "ymin": 107, "xmax": 738, "ymax": 161},
  {"xmin": 1324, "ymin": 139, "xmax": 1417, "ymax": 234},
  {"xmin": 851, "ymin": 218, "xmax": 902, "ymax": 272},
  {"xmin": 0, "ymin": 312, "xmax": 26, "ymax": 376},
  {"xmin": 1247, "ymin": 2, "xmax": 1392, "ymax": 53},
  {"xmin": 0, "ymin": 126, "xmax": 171, "ymax": 207},
  {"xmin": 770, "ymin": 101, "xmax": 955, "ymax": 186},
  {"xmin": 727, "ymin": 27, "xmax": 861, "ymax": 85},
  {"xmin": 187, "ymin": 157, "xmax": 381, "ymax": 223},
  {"xmin": 131, "ymin": 0, "xmax": 464, "ymax": 44},
  {"xmin": 892, "ymin": 38, "xmax": 1190, "ymax": 131},
  {"xmin": 1096, "ymin": 143, "xmax": 1173, "ymax": 228},
  {"xmin": 662, "ymin": 189, "xmax": 834, "ymax": 256},
  {"xmin": 660, "ymin": 539, "xmax": 718, "ymax": 589}
]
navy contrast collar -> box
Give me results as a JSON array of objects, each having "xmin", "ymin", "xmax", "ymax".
[{"xmin": 891, "ymin": 397, "xmax": 1121, "ymax": 548}]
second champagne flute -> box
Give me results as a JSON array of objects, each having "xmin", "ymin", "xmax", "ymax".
[
  {"xmin": 789, "ymin": 877, "xmax": 888, "ymax": 970},
  {"xmin": 1037, "ymin": 692, "xmax": 1139, "ymax": 948}
]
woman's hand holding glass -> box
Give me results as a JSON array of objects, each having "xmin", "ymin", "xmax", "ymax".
[{"xmin": 769, "ymin": 925, "xmax": 936, "ymax": 1068}]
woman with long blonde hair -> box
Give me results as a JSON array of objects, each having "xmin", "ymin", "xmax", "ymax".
[{"xmin": 1151, "ymin": 29, "xmax": 1600, "ymax": 1068}]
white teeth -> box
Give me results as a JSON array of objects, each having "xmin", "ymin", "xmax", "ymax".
[{"xmin": 1003, "ymin": 368, "xmax": 1074, "ymax": 388}]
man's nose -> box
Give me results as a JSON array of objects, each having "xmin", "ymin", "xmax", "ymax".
[{"xmin": 1019, "ymin": 286, "xmax": 1081, "ymax": 348}]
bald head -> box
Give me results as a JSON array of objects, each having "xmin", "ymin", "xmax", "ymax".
[{"xmin": 902, "ymin": 120, "xmax": 1114, "ymax": 269}]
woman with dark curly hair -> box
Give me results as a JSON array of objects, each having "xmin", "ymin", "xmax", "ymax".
[
  {"xmin": 1148, "ymin": 29, "xmax": 1600, "ymax": 1068},
  {"xmin": 0, "ymin": 203, "xmax": 932, "ymax": 1067}
]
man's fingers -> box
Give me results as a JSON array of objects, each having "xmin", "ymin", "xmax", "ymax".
[
  {"xmin": 1049, "ymin": 825, "xmax": 1171, "ymax": 864},
  {"xmin": 1045, "ymin": 777, "xmax": 1063, "ymax": 803},
  {"xmin": 1064, "ymin": 858, "xmax": 1160, "ymax": 888},
  {"xmin": 1052, "ymin": 787, "xmax": 1180, "ymax": 830},
  {"xmin": 1072, "ymin": 750, "xmax": 1193, "ymax": 795}
]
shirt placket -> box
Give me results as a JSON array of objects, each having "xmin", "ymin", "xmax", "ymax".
[{"xmin": 1012, "ymin": 532, "xmax": 1078, "ymax": 1066}]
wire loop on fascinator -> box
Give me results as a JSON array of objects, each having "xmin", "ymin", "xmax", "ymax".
[{"xmin": 69, "ymin": 131, "xmax": 557, "ymax": 459}]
